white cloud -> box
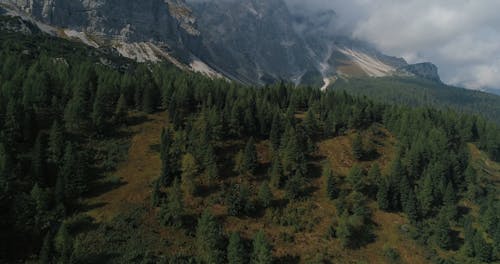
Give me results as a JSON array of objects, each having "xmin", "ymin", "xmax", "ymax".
[{"xmin": 286, "ymin": 0, "xmax": 500, "ymax": 90}]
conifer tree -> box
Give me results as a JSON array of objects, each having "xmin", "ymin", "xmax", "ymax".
[
  {"xmin": 347, "ymin": 165, "xmax": 364, "ymax": 192},
  {"xmin": 269, "ymin": 153, "xmax": 283, "ymax": 188},
  {"xmin": 462, "ymin": 217, "xmax": 475, "ymax": 257},
  {"xmin": 474, "ymin": 231, "xmax": 492, "ymax": 262},
  {"xmin": 39, "ymin": 232, "xmax": 52, "ymax": 264},
  {"xmin": 54, "ymin": 223, "xmax": 72, "ymax": 263},
  {"xmin": 325, "ymin": 169, "xmax": 337, "ymax": 200},
  {"xmin": 377, "ymin": 179, "xmax": 390, "ymax": 211},
  {"xmin": 32, "ymin": 132, "xmax": 47, "ymax": 186},
  {"xmin": 258, "ymin": 181, "xmax": 273, "ymax": 208},
  {"xmin": 181, "ymin": 153, "xmax": 198, "ymax": 197},
  {"xmin": 251, "ymin": 230, "xmax": 273, "ymax": 264},
  {"xmin": 114, "ymin": 94, "xmax": 127, "ymax": 125},
  {"xmin": 159, "ymin": 178, "xmax": 184, "ymax": 227},
  {"xmin": 227, "ymin": 232, "xmax": 247, "ymax": 264},
  {"xmin": 352, "ymin": 133, "xmax": 364, "ymax": 160},
  {"xmin": 48, "ymin": 120, "xmax": 64, "ymax": 164},
  {"xmin": 285, "ymin": 171, "xmax": 304, "ymax": 201},
  {"xmin": 196, "ymin": 210, "xmax": 223, "ymax": 264},
  {"xmin": 243, "ymin": 137, "xmax": 258, "ymax": 175},
  {"xmin": 435, "ymin": 212, "xmax": 452, "ymax": 250}
]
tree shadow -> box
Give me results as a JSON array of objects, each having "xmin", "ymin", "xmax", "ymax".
[
  {"xmin": 127, "ymin": 114, "xmax": 153, "ymax": 127},
  {"xmin": 86, "ymin": 178, "xmax": 127, "ymax": 198},
  {"xmin": 274, "ymin": 254, "xmax": 300, "ymax": 264}
]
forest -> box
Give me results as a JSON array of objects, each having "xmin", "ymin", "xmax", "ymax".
[{"xmin": 1, "ymin": 18, "xmax": 500, "ymax": 263}]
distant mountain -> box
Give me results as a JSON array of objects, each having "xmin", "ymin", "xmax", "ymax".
[{"xmin": 0, "ymin": 0, "xmax": 440, "ymax": 86}]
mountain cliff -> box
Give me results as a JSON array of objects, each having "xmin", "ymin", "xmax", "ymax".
[{"xmin": 0, "ymin": 0, "xmax": 442, "ymax": 86}]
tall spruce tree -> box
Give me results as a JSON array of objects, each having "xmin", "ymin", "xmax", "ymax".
[
  {"xmin": 227, "ymin": 232, "xmax": 247, "ymax": 264},
  {"xmin": 196, "ymin": 210, "xmax": 223, "ymax": 264},
  {"xmin": 251, "ymin": 230, "xmax": 273, "ymax": 264}
]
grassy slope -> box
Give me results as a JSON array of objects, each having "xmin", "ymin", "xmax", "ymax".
[{"xmin": 79, "ymin": 112, "xmax": 434, "ymax": 263}]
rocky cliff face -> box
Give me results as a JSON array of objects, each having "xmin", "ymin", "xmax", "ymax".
[
  {"xmin": 0, "ymin": 0, "xmax": 441, "ymax": 86},
  {"xmin": 398, "ymin": 63, "xmax": 441, "ymax": 82},
  {"xmin": 0, "ymin": 0, "xmax": 202, "ymax": 61}
]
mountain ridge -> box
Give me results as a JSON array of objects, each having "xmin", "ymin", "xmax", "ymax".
[{"xmin": 0, "ymin": 0, "xmax": 442, "ymax": 86}]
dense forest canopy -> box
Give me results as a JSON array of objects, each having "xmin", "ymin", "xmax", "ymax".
[{"xmin": 0, "ymin": 17, "xmax": 499, "ymax": 263}]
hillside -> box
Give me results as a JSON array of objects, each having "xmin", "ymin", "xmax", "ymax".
[
  {"xmin": 332, "ymin": 76, "xmax": 500, "ymax": 124},
  {"xmin": 0, "ymin": 16, "xmax": 500, "ymax": 264}
]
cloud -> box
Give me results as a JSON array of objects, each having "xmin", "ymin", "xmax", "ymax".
[{"xmin": 285, "ymin": 0, "xmax": 500, "ymax": 90}]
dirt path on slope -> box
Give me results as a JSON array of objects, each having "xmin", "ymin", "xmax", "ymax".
[{"xmin": 86, "ymin": 112, "xmax": 167, "ymax": 222}]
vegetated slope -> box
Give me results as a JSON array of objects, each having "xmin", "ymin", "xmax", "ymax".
[
  {"xmin": 1, "ymin": 17, "xmax": 500, "ymax": 264},
  {"xmin": 333, "ymin": 76, "xmax": 500, "ymax": 124},
  {"xmin": 77, "ymin": 113, "xmax": 429, "ymax": 263}
]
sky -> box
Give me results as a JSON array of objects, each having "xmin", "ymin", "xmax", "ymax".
[{"xmin": 285, "ymin": 0, "xmax": 500, "ymax": 90}]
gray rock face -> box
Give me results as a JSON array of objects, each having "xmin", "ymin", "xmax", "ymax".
[
  {"xmin": 0, "ymin": 0, "xmax": 201, "ymax": 58},
  {"xmin": 1, "ymin": 0, "xmax": 441, "ymax": 85},
  {"xmin": 399, "ymin": 63, "xmax": 441, "ymax": 82},
  {"xmin": 190, "ymin": 0, "xmax": 318, "ymax": 84}
]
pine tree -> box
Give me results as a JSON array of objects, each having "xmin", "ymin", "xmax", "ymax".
[
  {"xmin": 442, "ymin": 183, "xmax": 457, "ymax": 221},
  {"xmin": 227, "ymin": 232, "xmax": 247, "ymax": 264},
  {"xmin": 258, "ymin": 181, "xmax": 273, "ymax": 208},
  {"xmin": 435, "ymin": 212, "xmax": 452, "ymax": 250},
  {"xmin": 114, "ymin": 93, "xmax": 127, "ymax": 125},
  {"xmin": 367, "ymin": 163, "xmax": 381, "ymax": 189},
  {"xmin": 227, "ymin": 184, "xmax": 252, "ymax": 217},
  {"xmin": 243, "ymin": 137, "xmax": 258, "ymax": 175},
  {"xmin": 474, "ymin": 231, "xmax": 492, "ymax": 262},
  {"xmin": 159, "ymin": 178, "xmax": 184, "ymax": 227},
  {"xmin": 54, "ymin": 223, "xmax": 72, "ymax": 263},
  {"xmin": 352, "ymin": 133, "xmax": 364, "ymax": 160},
  {"xmin": 39, "ymin": 232, "xmax": 52, "ymax": 264},
  {"xmin": 462, "ymin": 217, "xmax": 475, "ymax": 257},
  {"xmin": 251, "ymin": 230, "xmax": 273, "ymax": 264},
  {"xmin": 285, "ymin": 171, "xmax": 304, "ymax": 201},
  {"xmin": 181, "ymin": 153, "xmax": 198, "ymax": 197},
  {"xmin": 32, "ymin": 132, "xmax": 47, "ymax": 186},
  {"xmin": 48, "ymin": 120, "xmax": 64, "ymax": 164},
  {"xmin": 325, "ymin": 170, "xmax": 337, "ymax": 200},
  {"xmin": 377, "ymin": 178, "xmax": 390, "ymax": 211},
  {"xmin": 269, "ymin": 153, "xmax": 283, "ymax": 188},
  {"xmin": 196, "ymin": 210, "xmax": 223, "ymax": 264},
  {"xmin": 92, "ymin": 85, "xmax": 108, "ymax": 133},
  {"xmin": 347, "ymin": 165, "xmax": 364, "ymax": 192},
  {"xmin": 61, "ymin": 144, "xmax": 87, "ymax": 200},
  {"xmin": 160, "ymin": 128, "xmax": 178, "ymax": 187}
]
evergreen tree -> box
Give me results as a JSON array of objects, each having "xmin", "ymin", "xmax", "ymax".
[
  {"xmin": 269, "ymin": 153, "xmax": 283, "ymax": 188},
  {"xmin": 54, "ymin": 223, "xmax": 72, "ymax": 263},
  {"xmin": 257, "ymin": 181, "xmax": 273, "ymax": 208},
  {"xmin": 196, "ymin": 210, "xmax": 223, "ymax": 264},
  {"xmin": 347, "ymin": 165, "xmax": 364, "ymax": 192},
  {"xmin": 352, "ymin": 133, "xmax": 364, "ymax": 160},
  {"xmin": 39, "ymin": 232, "xmax": 52, "ymax": 264},
  {"xmin": 181, "ymin": 153, "xmax": 198, "ymax": 197},
  {"xmin": 285, "ymin": 171, "xmax": 304, "ymax": 201},
  {"xmin": 377, "ymin": 178, "xmax": 390, "ymax": 211},
  {"xmin": 114, "ymin": 93, "xmax": 127, "ymax": 125},
  {"xmin": 227, "ymin": 184, "xmax": 252, "ymax": 217},
  {"xmin": 474, "ymin": 231, "xmax": 492, "ymax": 262},
  {"xmin": 227, "ymin": 232, "xmax": 247, "ymax": 264},
  {"xmin": 159, "ymin": 178, "xmax": 184, "ymax": 227},
  {"xmin": 160, "ymin": 128, "xmax": 178, "ymax": 187},
  {"xmin": 435, "ymin": 212, "xmax": 452, "ymax": 250},
  {"xmin": 251, "ymin": 230, "xmax": 273, "ymax": 264},
  {"xmin": 61, "ymin": 144, "xmax": 87, "ymax": 200},
  {"xmin": 242, "ymin": 137, "xmax": 258, "ymax": 175},
  {"xmin": 32, "ymin": 132, "xmax": 47, "ymax": 186},
  {"xmin": 48, "ymin": 120, "xmax": 64, "ymax": 164},
  {"xmin": 462, "ymin": 217, "xmax": 475, "ymax": 257}
]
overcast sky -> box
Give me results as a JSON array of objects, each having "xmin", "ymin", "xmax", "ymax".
[{"xmin": 286, "ymin": 0, "xmax": 500, "ymax": 90}]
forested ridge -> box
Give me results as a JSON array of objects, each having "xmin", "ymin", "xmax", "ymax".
[
  {"xmin": 1, "ymin": 18, "xmax": 500, "ymax": 263},
  {"xmin": 333, "ymin": 76, "xmax": 500, "ymax": 124}
]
